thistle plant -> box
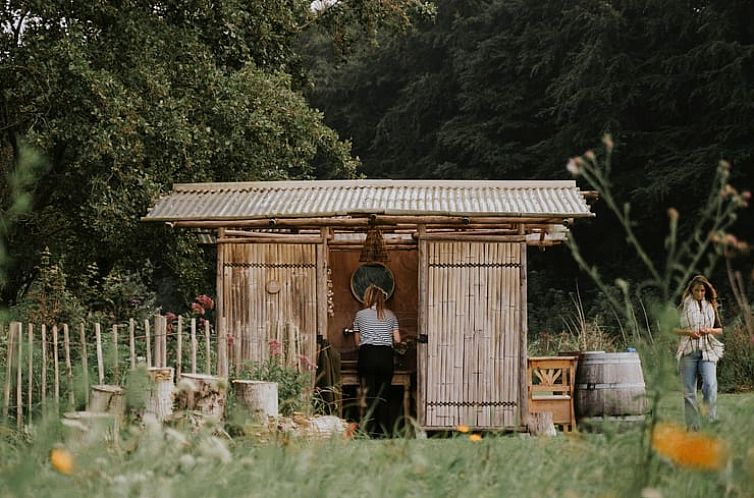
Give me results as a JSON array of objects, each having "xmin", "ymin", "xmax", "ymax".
[{"xmin": 565, "ymin": 135, "xmax": 750, "ymax": 494}]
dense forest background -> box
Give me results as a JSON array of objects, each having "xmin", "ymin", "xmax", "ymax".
[{"xmin": 1, "ymin": 0, "xmax": 752, "ymax": 339}]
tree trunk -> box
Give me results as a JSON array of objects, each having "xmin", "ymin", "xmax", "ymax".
[
  {"xmin": 176, "ymin": 373, "xmax": 226, "ymax": 422},
  {"xmin": 62, "ymin": 411, "xmax": 119, "ymax": 447},
  {"xmin": 232, "ymin": 380, "xmax": 278, "ymax": 423},
  {"xmin": 527, "ymin": 412, "xmax": 557, "ymax": 437},
  {"xmin": 145, "ymin": 367, "xmax": 175, "ymax": 422},
  {"xmin": 87, "ymin": 384, "xmax": 125, "ymax": 421}
]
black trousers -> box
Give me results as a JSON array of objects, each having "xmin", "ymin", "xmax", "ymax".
[{"xmin": 358, "ymin": 344, "xmax": 394, "ymax": 437}]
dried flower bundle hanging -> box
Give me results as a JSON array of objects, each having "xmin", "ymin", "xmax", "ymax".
[{"xmin": 359, "ymin": 226, "xmax": 389, "ymax": 262}]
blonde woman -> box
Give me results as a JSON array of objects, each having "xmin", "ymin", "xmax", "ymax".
[
  {"xmin": 353, "ymin": 284, "xmax": 401, "ymax": 437},
  {"xmin": 675, "ymin": 275, "xmax": 724, "ymax": 430}
]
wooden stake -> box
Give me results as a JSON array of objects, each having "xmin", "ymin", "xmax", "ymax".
[
  {"xmin": 52, "ymin": 325, "xmax": 60, "ymax": 404},
  {"xmin": 95, "ymin": 323, "xmax": 104, "ymax": 385},
  {"xmin": 63, "ymin": 324, "xmax": 74, "ymax": 409},
  {"xmin": 27, "ymin": 324, "xmax": 34, "ymax": 421},
  {"xmin": 129, "ymin": 319, "xmax": 136, "ymax": 369},
  {"xmin": 190, "ymin": 318, "xmax": 197, "ymax": 374},
  {"xmin": 204, "ymin": 319, "xmax": 211, "ymax": 375},
  {"xmin": 176, "ymin": 315, "xmax": 183, "ymax": 379},
  {"xmin": 41, "ymin": 324, "xmax": 47, "ymax": 407},
  {"xmin": 16, "ymin": 322, "xmax": 23, "ymax": 430},
  {"xmin": 144, "ymin": 319, "xmax": 152, "ymax": 368},
  {"xmin": 1, "ymin": 323, "xmax": 9, "ymax": 420},
  {"xmin": 80, "ymin": 323, "xmax": 89, "ymax": 405},
  {"xmin": 112, "ymin": 324, "xmax": 119, "ymax": 382}
]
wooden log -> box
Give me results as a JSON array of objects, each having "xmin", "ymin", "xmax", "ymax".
[
  {"xmin": 129, "ymin": 319, "xmax": 136, "ymax": 369},
  {"xmin": 52, "ymin": 325, "xmax": 60, "ymax": 403},
  {"xmin": 95, "ymin": 323, "xmax": 104, "ymax": 385},
  {"xmin": 88, "ymin": 384, "xmax": 125, "ymax": 421},
  {"xmin": 527, "ymin": 411, "xmax": 557, "ymax": 437},
  {"xmin": 79, "ymin": 323, "xmax": 89, "ymax": 405},
  {"xmin": 15, "ymin": 322, "xmax": 23, "ymax": 429},
  {"xmin": 232, "ymin": 380, "xmax": 278, "ymax": 423},
  {"xmin": 62, "ymin": 411, "xmax": 119, "ymax": 447},
  {"xmin": 63, "ymin": 324, "xmax": 74, "ymax": 408},
  {"xmin": 145, "ymin": 367, "xmax": 175, "ymax": 423},
  {"xmin": 215, "ymin": 228, "xmax": 226, "ymax": 378},
  {"xmin": 176, "ymin": 373, "xmax": 226, "ymax": 422},
  {"xmin": 27, "ymin": 324, "xmax": 34, "ymax": 420},
  {"xmin": 217, "ymin": 236, "xmax": 323, "ymax": 244}
]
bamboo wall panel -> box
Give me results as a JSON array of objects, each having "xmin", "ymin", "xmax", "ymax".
[
  {"xmin": 222, "ymin": 243, "xmax": 318, "ymax": 370},
  {"xmin": 419, "ymin": 240, "xmax": 523, "ymax": 429}
]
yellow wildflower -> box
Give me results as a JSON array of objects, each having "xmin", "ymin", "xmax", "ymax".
[
  {"xmin": 651, "ymin": 422, "xmax": 727, "ymax": 471},
  {"xmin": 469, "ymin": 434, "xmax": 482, "ymax": 442},
  {"xmin": 456, "ymin": 424, "xmax": 470, "ymax": 433},
  {"xmin": 50, "ymin": 447, "xmax": 74, "ymax": 475}
]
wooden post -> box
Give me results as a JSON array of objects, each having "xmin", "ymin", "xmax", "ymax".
[
  {"xmin": 519, "ymin": 237, "xmax": 528, "ymax": 427},
  {"xmin": 52, "ymin": 325, "xmax": 60, "ymax": 404},
  {"xmin": 15, "ymin": 322, "xmax": 23, "ymax": 429},
  {"xmin": 129, "ymin": 318, "xmax": 136, "ymax": 369},
  {"xmin": 190, "ymin": 318, "xmax": 197, "ymax": 374},
  {"xmin": 215, "ymin": 227, "xmax": 226, "ymax": 378},
  {"xmin": 144, "ymin": 319, "xmax": 152, "ymax": 368},
  {"xmin": 95, "ymin": 323, "xmax": 104, "ymax": 385},
  {"xmin": 41, "ymin": 324, "xmax": 47, "ymax": 407},
  {"xmin": 1, "ymin": 323, "xmax": 10, "ymax": 420},
  {"xmin": 112, "ymin": 324, "xmax": 119, "ymax": 383},
  {"xmin": 232, "ymin": 380, "xmax": 278, "ymax": 423},
  {"xmin": 27, "ymin": 324, "xmax": 34, "ymax": 421},
  {"xmin": 204, "ymin": 320, "xmax": 211, "ymax": 375},
  {"xmin": 80, "ymin": 323, "xmax": 89, "ymax": 405},
  {"xmin": 176, "ymin": 315, "xmax": 183, "ymax": 379},
  {"xmin": 63, "ymin": 324, "xmax": 74, "ymax": 409},
  {"xmin": 145, "ymin": 367, "xmax": 175, "ymax": 422}
]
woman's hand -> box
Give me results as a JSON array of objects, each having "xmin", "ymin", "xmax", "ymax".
[{"xmin": 688, "ymin": 330, "xmax": 702, "ymax": 339}]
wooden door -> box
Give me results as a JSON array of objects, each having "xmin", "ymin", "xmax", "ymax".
[
  {"xmin": 221, "ymin": 243, "xmax": 319, "ymax": 374},
  {"xmin": 417, "ymin": 240, "xmax": 525, "ymax": 429}
]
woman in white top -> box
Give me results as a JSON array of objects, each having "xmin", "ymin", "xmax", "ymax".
[
  {"xmin": 674, "ymin": 275, "xmax": 724, "ymax": 430},
  {"xmin": 353, "ymin": 284, "xmax": 401, "ymax": 437}
]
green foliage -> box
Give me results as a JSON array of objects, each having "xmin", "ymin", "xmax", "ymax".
[
  {"xmin": 718, "ymin": 322, "xmax": 754, "ymax": 392},
  {"xmin": 0, "ymin": 394, "xmax": 753, "ymax": 497}
]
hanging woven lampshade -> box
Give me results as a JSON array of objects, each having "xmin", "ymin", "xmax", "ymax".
[{"xmin": 359, "ymin": 226, "xmax": 389, "ymax": 262}]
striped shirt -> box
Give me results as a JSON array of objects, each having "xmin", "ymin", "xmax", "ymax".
[{"xmin": 353, "ymin": 307, "xmax": 399, "ymax": 347}]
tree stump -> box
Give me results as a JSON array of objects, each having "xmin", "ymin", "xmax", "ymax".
[
  {"xmin": 62, "ymin": 411, "xmax": 119, "ymax": 447},
  {"xmin": 145, "ymin": 367, "xmax": 175, "ymax": 422},
  {"xmin": 527, "ymin": 412, "xmax": 557, "ymax": 437},
  {"xmin": 232, "ymin": 380, "xmax": 278, "ymax": 423},
  {"xmin": 88, "ymin": 385, "xmax": 125, "ymax": 421},
  {"xmin": 176, "ymin": 373, "xmax": 227, "ymax": 423}
]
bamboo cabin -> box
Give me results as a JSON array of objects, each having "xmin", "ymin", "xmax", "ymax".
[{"xmin": 144, "ymin": 179, "xmax": 594, "ymax": 430}]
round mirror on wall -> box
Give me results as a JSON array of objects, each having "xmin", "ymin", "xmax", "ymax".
[{"xmin": 350, "ymin": 263, "xmax": 395, "ymax": 303}]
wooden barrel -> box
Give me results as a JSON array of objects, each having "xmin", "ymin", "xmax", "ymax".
[{"xmin": 575, "ymin": 351, "xmax": 647, "ymax": 422}]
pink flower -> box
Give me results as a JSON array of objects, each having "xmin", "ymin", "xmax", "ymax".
[
  {"xmin": 196, "ymin": 294, "xmax": 215, "ymax": 311},
  {"xmin": 165, "ymin": 312, "xmax": 177, "ymax": 332},
  {"xmin": 191, "ymin": 302, "xmax": 205, "ymax": 316},
  {"xmin": 268, "ymin": 339, "xmax": 282, "ymax": 356},
  {"xmin": 298, "ymin": 354, "xmax": 317, "ymax": 371}
]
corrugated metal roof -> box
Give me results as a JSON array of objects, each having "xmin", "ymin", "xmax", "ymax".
[{"xmin": 143, "ymin": 179, "xmax": 593, "ymax": 221}]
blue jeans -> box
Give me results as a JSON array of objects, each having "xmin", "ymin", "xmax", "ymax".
[{"xmin": 680, "ymin": 351, "xmax": 717, "ymax": 429}]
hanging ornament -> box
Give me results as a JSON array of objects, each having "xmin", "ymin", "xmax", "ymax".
[{"xmin": 360, "ymin": 226, "xmax": 389, "ymax": 262}]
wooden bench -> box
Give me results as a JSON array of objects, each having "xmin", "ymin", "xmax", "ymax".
[{"xmin": 527, "ymin": 356, "xmax": 578, "ymax": 432}]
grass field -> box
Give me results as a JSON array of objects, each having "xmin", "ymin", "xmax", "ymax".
[{"xmin": 1, "ymin": 392, "xmax": 753, "ymax": 498}]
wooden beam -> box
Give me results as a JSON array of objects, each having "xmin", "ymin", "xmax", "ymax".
[
  {"xmin": 171, "ymin": 215, "xmax": 569, "ymax": 229},
  {"xmin": 216, "ymin": 236, "xmax": 323, "ymax": 244}
]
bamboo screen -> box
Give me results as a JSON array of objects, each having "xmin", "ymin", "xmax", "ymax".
[
  {"xmin": 222, "ymin": 243, "xmax": 318, "ymax": 373},
  {"xmin": 419, "ymin": 240, "xmax": 523, "ymax": 429}
]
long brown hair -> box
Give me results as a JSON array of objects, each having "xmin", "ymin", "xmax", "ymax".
[
  {"xmin": 681, "ymin": 275, "xmax": 719, "ymax": 309},
  {"xmin": 363, "ymin": 284, "xmax": 388, "ymax": 320}
]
